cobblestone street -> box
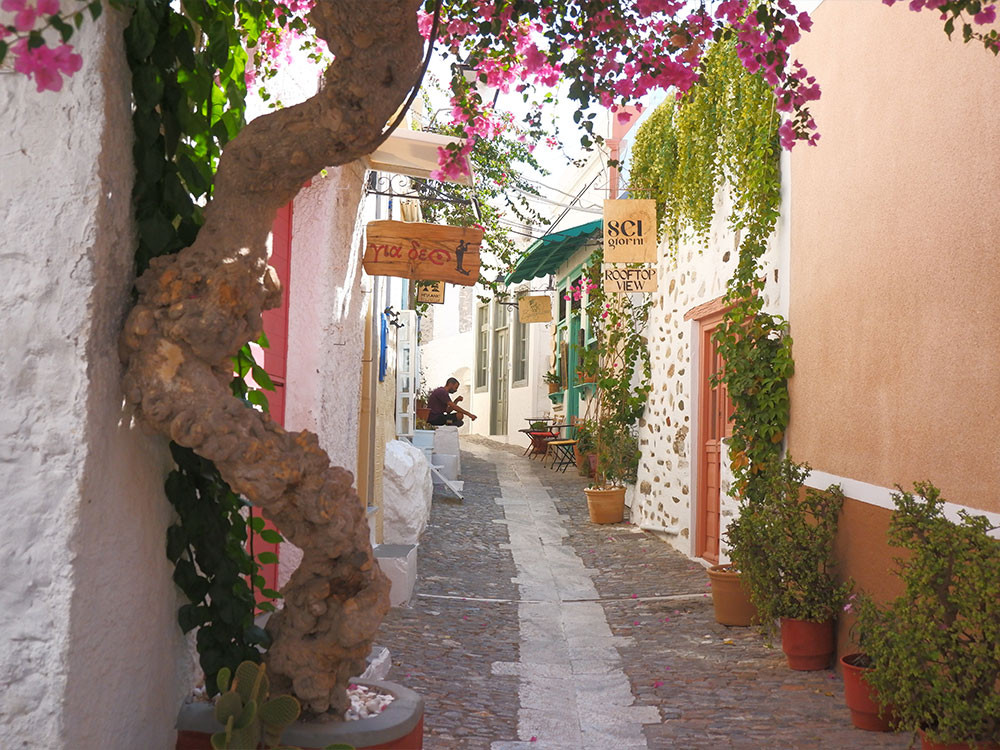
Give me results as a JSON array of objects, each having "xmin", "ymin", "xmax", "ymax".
[{"xmin": 377, "ymin": 438, "xmax": 912, "ymax": 749}]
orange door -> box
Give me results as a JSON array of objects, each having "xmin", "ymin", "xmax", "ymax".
[{"xmin": 696, "ymin": 313, "xmax": 732, "ymax": 563}]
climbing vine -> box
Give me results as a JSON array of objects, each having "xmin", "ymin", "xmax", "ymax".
[
  {"xmin": 629, "ymin": 38, "xmax": 789, "ymax": 503},
  {"xmin": 571, "ymin": 252, "xmax": 653, "ymax": 486},
  {"xmin": 123, "ymin": 0, "xmax": 288, "ymax": 694}
]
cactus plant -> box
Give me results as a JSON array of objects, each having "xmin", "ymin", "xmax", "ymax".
[{"xmin": 211, "ymin": 661, "xmax": 301, "ymax": 750}]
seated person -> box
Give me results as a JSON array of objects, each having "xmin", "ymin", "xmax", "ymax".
[{"xmin": 427, "ymin": 377, "xmax": 477, "ymax": 427}]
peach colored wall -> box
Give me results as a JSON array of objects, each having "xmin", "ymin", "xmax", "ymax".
[{"xmin": 788, "ymin": 0, "xmax": 1000, "ymax": 515}]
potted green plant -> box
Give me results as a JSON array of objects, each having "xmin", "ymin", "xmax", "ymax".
[
  {"xmin": 837, "ymin": 602, "xmax": 898, "ymax": 733},
  {"xmin": 727, "ymin": 458, "xmax": 850, "ymax": 669},
  {"xmin": 542, "ymin": 368, "xmax": 563, "ymax": 394},
  {"xmin": 415, "ymin": 383, "xmax": 431, "ymax": 422},
  {"xmin": 853, "ymin": 483, "xmax": 1000, "ymax": 749},
  {"xmin": 584, "ymin": 420, "xmax": 639, "ymax": 523}
]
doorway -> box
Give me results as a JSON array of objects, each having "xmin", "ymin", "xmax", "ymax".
[
  {"xmin": 695, "ymin": 310, "xmax": 732, "ymax": 563},
  {"xmin": 491, "ymin": 302, "xmax": 509, "ymax": 435}
]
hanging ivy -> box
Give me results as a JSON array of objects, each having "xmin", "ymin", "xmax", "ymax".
[
  {"xmin": 122, "ymin": 0, "xmax": 285, "ymax": 695},
  {"xmin": 629, "ymin": 38, "xmax": 790, "ymax": 503}
]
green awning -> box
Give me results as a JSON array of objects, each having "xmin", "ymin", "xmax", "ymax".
[{"xmin": 505, "ymin": 219, "xmax": 602, "ymax": 284}]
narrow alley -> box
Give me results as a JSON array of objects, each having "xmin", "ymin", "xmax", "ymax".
[{"xmin": 376, "ymin": 439, "xmax": 912, "ymax": 750}]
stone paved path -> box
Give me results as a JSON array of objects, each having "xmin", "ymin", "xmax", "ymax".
[{"xmin": 376, "ymin": 437, "xmax": 913, "ymax": 749}]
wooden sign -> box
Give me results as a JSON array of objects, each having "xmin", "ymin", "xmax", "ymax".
[
  {"xmin": 603, "ymin": 199, "xmax": 657, "ymax": 263},
  {"xmin": 363, "ymin": 220, "xmax": 482, "ymax": 286},
  {"xmin": 603, "ymin": 265, "xmax": 657, "ymax": 293},
  {"xmin": 415, "ymin": 281, "xmax": 445, "ymax": 304},
  {"xmin": 517, "ymin": 295, "xmax": 552, "ymax": 323}
]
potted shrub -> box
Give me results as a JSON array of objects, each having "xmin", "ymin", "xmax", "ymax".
[
  {"xmin": 584, "ymin": 420, "xmax": 639, "ymax": 524},
  {"xmin": 837, "ymin": 595, "xmax": 899, "ymax": 732},
  {"xmin": 727, "ymin": 458, "xmax": 850, "ymax": 670},
  {"xmin": 853, "ymin": 482, "xmax": 1000, "ymax": 749}
]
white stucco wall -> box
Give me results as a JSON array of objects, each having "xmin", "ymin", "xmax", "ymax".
[
  {"xmin": 284, "ymin": 163, "xmax": 368, "ymax": 469},
  {"xmin": 0, "ymin": 15, "xmax": 191, "ymax": 749},
  {"xmin": 632, "ymin": 186, "xmax": 787, "ymax": 558}
]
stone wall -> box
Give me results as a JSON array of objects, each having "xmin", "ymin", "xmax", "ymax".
[
  {"xmin": 632, "ymin": 188, "xmax": 787, "ymax": 559},
  {"xmin": 0, "ymin": 15, "xmax": 191, "ymax": 748}
]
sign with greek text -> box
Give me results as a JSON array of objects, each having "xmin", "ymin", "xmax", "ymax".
[
  {"xmin": 363, "ymin": 221, "xmax": 482, "ymax": 286},
  {"xmin": 517, "ymin": 295, "xmax": 552, "ymax": 323},
  {"xmin": 415, "ymin": 281, "xmax": 445, "ymax": 304},
  {"xmin": 603, "ymin": 265, "xmax": 657, "ymax": 293},
  {"xmin": 603, "ymin": 199, "xmax": 657, "ymax": 263}
]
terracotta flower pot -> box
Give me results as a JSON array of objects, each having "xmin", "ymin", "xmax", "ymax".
[
  {"xmin": 840, "ymin": 653, "xmax": 897, "ymax": 732},
  {"xmin": 918, "ymin": 729, "xmax": 1000, "ymax": 750},
  {"xmin": 706, "ymin": 565, "xmax": 758, "ymax": 627},
  {"xmin": 547, "ymin": 382, "xmax": 560, "ymax": 394},
  {"xmin": 415, "ymin": 407, "xmax": 430, "ymax": 422},
  {"xmin": 780, "ymin": 617, "xmax": 834, "ymax": 670},
  {"xmin": 584, "ymin": 486, "xmax": 625, "ymax": 524}
]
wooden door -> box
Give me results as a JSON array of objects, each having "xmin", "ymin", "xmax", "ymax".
[
  {"xmin": 491, "ymin": 303, "xmax": 509, "ymax": 435},
  {"xmin": 696, "ymin": 312, "xmax": 732, "ymax": 563}
]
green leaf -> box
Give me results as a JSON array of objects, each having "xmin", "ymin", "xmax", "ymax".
[
  {"xmin": 166, "ymin": 524, "xmax": 187, "ymax": 562},
  {"xmin": 246, "ymin": 390, "xmax": 270, "ymax": 412},
  {"xmin": 250, "ymin": 365, "xmax": 275, "ymax": 391},
  {"xmin": 250, "ymin": 516, "xmax": 266, "ymax": 533},
  {"xmin": 138, "ymin": 212, "xmax": 175, "ymax": 255},
  {"xmin": 257, "ymin": 551, "xmax": 278, "ymax": 565},
  {"xmin": 178, "ymin": 603, "xmax": 210, "ymax": 632},
  {"xmin": 259, "ymin": 529, "xmax": 283, "ymax": 544}
]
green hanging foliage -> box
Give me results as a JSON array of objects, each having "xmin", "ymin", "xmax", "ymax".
[
  {"xmin": 628, "ymin": 38, "xmax": 791, "ymax": 503},
  {"xmin": 121, "ymin": 0, "xmax": 285, "ymax": 694}
]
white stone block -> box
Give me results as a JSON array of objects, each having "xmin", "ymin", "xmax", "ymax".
[
  {"xmin": 374, "ymin": 544, "xmax": 418, "ymax": 607},
  {"xmin": 411, "ymin": 429, "xmax": 435, "ymax": 450},
  {"xmin": 356, "ymin": 645, "xmax": 391, "ymax": 681},
  {"xmin": 432, "ymin": 453, "xmax": 459, "ymax": 481},
  {"xmin": 382, "ymin": 439, "xmax": 432, "ymax": 544},
  {"xmin": 432, "ymin": 426, "xmax": 461, "ymax": 472}
]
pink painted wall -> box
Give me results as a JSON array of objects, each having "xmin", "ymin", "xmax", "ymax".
[
  {"xmin": 276, "ymin": 163, "xmax": 369, "ymax": 588},
  {"xmin": 788, "ymin": 0, "xmax": 1000, "ymax": 514}
]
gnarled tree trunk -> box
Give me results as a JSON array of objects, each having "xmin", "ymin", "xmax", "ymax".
[{"xmin": 119, "ymin": 0, "xmax": 423, "ymax": 718}]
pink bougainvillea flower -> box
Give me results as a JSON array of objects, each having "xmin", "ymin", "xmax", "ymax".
[
  {"xmin": 974, "ymin": 5, "xmax": 997, "ymax": 24},
  {"xmin": 37, "ymin": 0, "xmax": 59, "ymax": 14}
]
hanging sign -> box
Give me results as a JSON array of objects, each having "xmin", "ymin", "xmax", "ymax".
[
  {"xmin": 415, "ymin": 281, "xmax": 445, "ymax": 304},
  {"xmin": 603, "ymin": 265, "xmax": 658, "ymax": 293},
  {"xmin": 363, "ymin": 221, "xmax": 482, "ymax": 286},
  {"xmin": 517, "ymin": 295, "xmax": 552, "ymax": 323},
  {"xmin": 603, "ymin": 199, "xmax": 657, "ymax": 263}
]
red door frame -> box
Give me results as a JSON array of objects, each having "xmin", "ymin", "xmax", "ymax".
[{"xmin": 253, "ymin": 200, "xmax": 293, "ymax": 597}]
